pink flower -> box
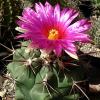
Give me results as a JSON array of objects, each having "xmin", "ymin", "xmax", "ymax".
[{"xmin": 16, "ymin": 2, "xmax": 91, "ymax": 59}]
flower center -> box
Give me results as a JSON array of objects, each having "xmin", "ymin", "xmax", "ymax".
[{"xmin": 48, "ymin": 29, "xmax": 59, "ymax": 40}]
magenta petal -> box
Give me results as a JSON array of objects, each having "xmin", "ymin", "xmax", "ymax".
[
  {"xmin": 64, "ymin": 12, "xmax": 79, "ymax": 27},
  {"xmin": 65, "ymin": 50, "xmax": 78, "ymax": 59},
  {"xmin": 35, "ymin": 2, "xmax": 48, "ymax": 20},
  {"xmin": 18, "ymin": 8, "xmax": 42, "ymax": 28},
  {"xmin": 72, "ymin": 34, "xmax": 90, "ymax": 42},
  {"xmin": 54, "ymin": 44, "xmax": 62, "ymax": 56},
  {"xmin": 61, "ymin": 8, "xmax": 69, "ymax": 15},
  {"xmin": 60, "ymin": 9, "xmax": 78, "ymax": 26},
  {"xmin": 45, "ymin": 2, "xmax": 53, "ymax": 14},
  {"xmin": 60, "ymin": 40, "xmax": 77, "ymax": 53},
  {"xmin": 67, "ymin": 19, "xmax": 91, "ymax": 33},
  {"xmin": 63, "ymin": 42, "xmax": 76, "ymax": 53},
  {"xmin": 16, "ymin": 22, "xmax": 38, "ymax": 33},
  {"xmin": 35, "ymin": 3, "xmax": 43, "ymax": 13},
  {"xmin": 62, "ymin": 42, "xmax": 78, "ymax": 59},
  {"xmin": 54, "ymin": 4, "xmax": 60, "ymax": 22},
  {"xmin": 22, "ymin": 7, "xmax": 38, "ymax": 21},
  {"xmin": 22, "ymin": 7, "xmax": 33, "ymax": 16}
]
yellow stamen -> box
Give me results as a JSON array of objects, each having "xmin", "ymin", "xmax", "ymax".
[{"xmin": 48, "ymin": 29, "xmax": 59, "ymax": 40}]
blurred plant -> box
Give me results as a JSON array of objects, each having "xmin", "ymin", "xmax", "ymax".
[
  {"xmin": 92, "ymin": 0, "xmax": 100, "ymax": 7},
  {"xmin": 78, "ymin": 0, "xmax": 93, "ymax": 18},
  {"xmin": 91, "ymin": 0, "xmax": 100, "ymax": 17},
  {"xmin": 90, "ymin": 16, "xmax": 100, "ymax": 48}
]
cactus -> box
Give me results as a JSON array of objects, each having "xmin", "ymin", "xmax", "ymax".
[{"xmin": 7, "ymin": 42, "xmax": 88, "ymax": 100}]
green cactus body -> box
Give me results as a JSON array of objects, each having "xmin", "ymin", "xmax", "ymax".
[{"xmin": 7, "ymin": 42, "xmax": 86, "ymax": 100}]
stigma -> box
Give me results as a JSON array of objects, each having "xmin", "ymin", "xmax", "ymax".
[{"xmin": 48, "ymin": 29, "xmax": 59, "ymax": 40}]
